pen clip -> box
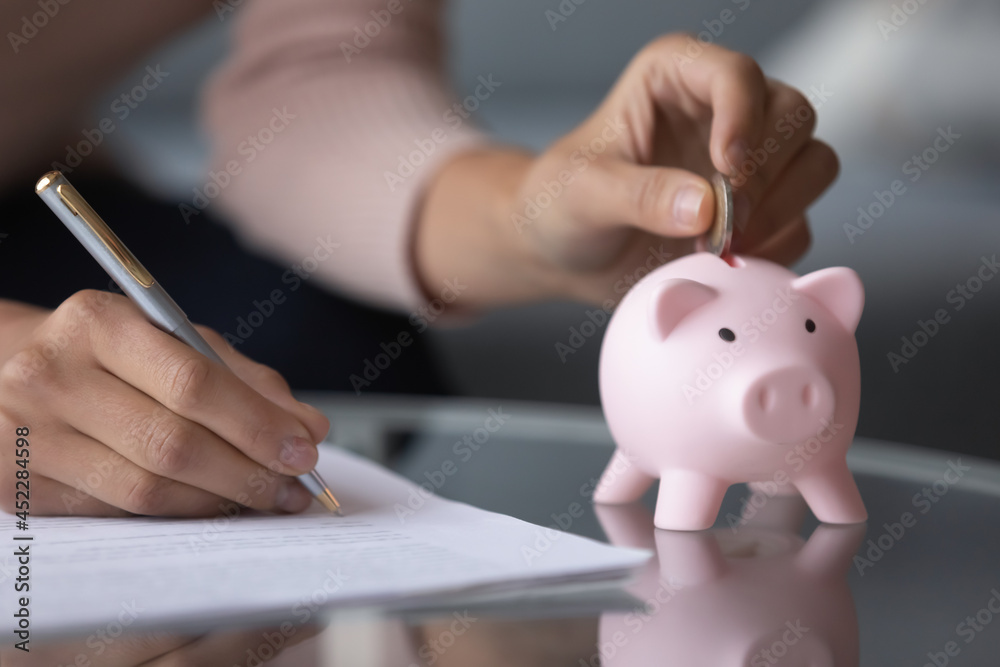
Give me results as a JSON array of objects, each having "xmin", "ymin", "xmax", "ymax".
[{"xmin": 55, "ymin": 183, "xmax": 155, "ymax": 288}]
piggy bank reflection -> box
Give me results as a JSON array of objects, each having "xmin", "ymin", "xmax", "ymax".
[
  {"xmin": 593, "ymin": 497, "xmax": 864, "ymax": 667},
  {"xmin": 595, "ymin": 253, "xmax": 867, "ymax": 531}
]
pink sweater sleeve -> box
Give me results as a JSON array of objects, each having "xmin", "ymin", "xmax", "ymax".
[{"xmin": 201, "ymin": 0, "xmax": 486, "ymax": 311}]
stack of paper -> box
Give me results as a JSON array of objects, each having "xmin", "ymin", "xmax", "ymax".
[{"xmin": 1, "ymin": 447, "xmax": 649, "ymax": 637}]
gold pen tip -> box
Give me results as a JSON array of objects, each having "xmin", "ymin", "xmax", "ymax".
[
  {"xmin": 35, "ymin": 171, "xmax": 62, "ymax": 194},
  {"xmin": 316, "ymin": 490, "xmax": 343, "ymax": 516}
]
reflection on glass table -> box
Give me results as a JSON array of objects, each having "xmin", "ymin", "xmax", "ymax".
[
  {"xmin": 3, "ymin": 394, "xmax": 998, "ymax": 666},
  {"xmin": 593, "ymin": 497, "xmax": 862, "ymax": 666}
]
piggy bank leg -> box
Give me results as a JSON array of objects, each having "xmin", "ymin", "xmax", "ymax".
[
  {"xmin": 794, "ymin": 462, "xmax": 867, "ymax": 525},
  {"xmin": 654, "ymin": 470, "xmax": 728, "ymax": 531},
  {"xmin": 593, "ymin": 450, "xmax": 655, "ymax": 504}
]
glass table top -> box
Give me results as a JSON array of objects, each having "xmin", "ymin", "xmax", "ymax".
[{"xmin": 5, "ymin": 394, "xmax": 999, "ymax": 666}]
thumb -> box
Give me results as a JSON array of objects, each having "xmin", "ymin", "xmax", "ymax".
[{"xmin": 577, "ymin": 160, "xmax": 714, "ymax": 237}]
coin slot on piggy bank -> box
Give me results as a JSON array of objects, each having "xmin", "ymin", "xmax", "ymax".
[{"xmin": 594, "ymin": 252, "xmax": 867, "ymax": 531}]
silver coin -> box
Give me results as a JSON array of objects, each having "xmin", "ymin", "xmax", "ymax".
[{"xmin": 702, "ymin": 172, "xmax": 734, "ymax": 257}]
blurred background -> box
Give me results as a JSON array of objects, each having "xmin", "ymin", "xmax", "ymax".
[{"xmin": 31, "ymin": 0, "xmax": 1000, "ymax": 458}]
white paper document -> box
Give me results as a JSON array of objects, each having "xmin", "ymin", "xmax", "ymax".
[{"xmin": 0, "ymin": 446, "xmax": 649, "ymax": 636}]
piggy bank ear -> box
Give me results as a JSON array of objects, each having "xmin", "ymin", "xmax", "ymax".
[
  {"xmin": 792, "ymin": 267, "xmax": 865, "ymax": 333},
  {"xmin": 649, "ymin": 279, "xmax": 718, "ymax": 341}
]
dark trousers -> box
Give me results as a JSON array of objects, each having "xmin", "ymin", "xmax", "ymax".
[{"xmin": 0, "ymin": 177, "xmax": 446, "ymax": 395}]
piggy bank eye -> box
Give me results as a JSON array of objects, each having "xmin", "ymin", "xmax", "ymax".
[
  {"xmin": 805, "ymin": 319, "xmax": 816, "ymax": 333},
  {"xmin": 718, "ymin": 327, "xmax": 736, "ymax": 342}
]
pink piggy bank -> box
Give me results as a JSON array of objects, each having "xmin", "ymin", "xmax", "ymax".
[{"xmin": 594, "ymin": 253, "xmax": 867, "ymax": 531}]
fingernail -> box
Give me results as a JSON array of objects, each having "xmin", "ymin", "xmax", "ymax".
[
  {"xmin": 726, "ymin": 140, "xmax": 749, "ymax": 176},
  {"xmin": 673, "ymin": 185, "xmax": 707, "ymax": 232},
  {"xmin": 276, "ymin": 480, "xmax": 313, "ymax": 513},
  {"xmin": 280, "ymin": 436, "xmax": 318, "ymax": 471}
]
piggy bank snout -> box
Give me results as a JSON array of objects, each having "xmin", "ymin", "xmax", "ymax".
[{"xmin": 743, "ymin": 367, "xmax": 835, "ymax": 444}]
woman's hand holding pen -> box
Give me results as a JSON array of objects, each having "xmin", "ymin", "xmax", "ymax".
[{"xmin": 0, "ymin": 292, "xmax": 329, "ymax": 517}]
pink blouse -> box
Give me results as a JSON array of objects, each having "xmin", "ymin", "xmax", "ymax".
[{"xmin": 0, "ymin": 0, "xmax": 486, "ymax": 311}]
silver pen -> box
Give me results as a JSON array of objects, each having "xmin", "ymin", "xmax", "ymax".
[{"xmin": 35, "ymin": 170, "xmax": 342, "ymax": 515}]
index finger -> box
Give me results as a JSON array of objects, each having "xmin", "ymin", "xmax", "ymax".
[
  {"xmin": 639, "ymin": 35, "xmax": 769, "ymax": 175},
  {"xmin": 90, "ymin": 306, "xmax": 320, "ymax": 476}
]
